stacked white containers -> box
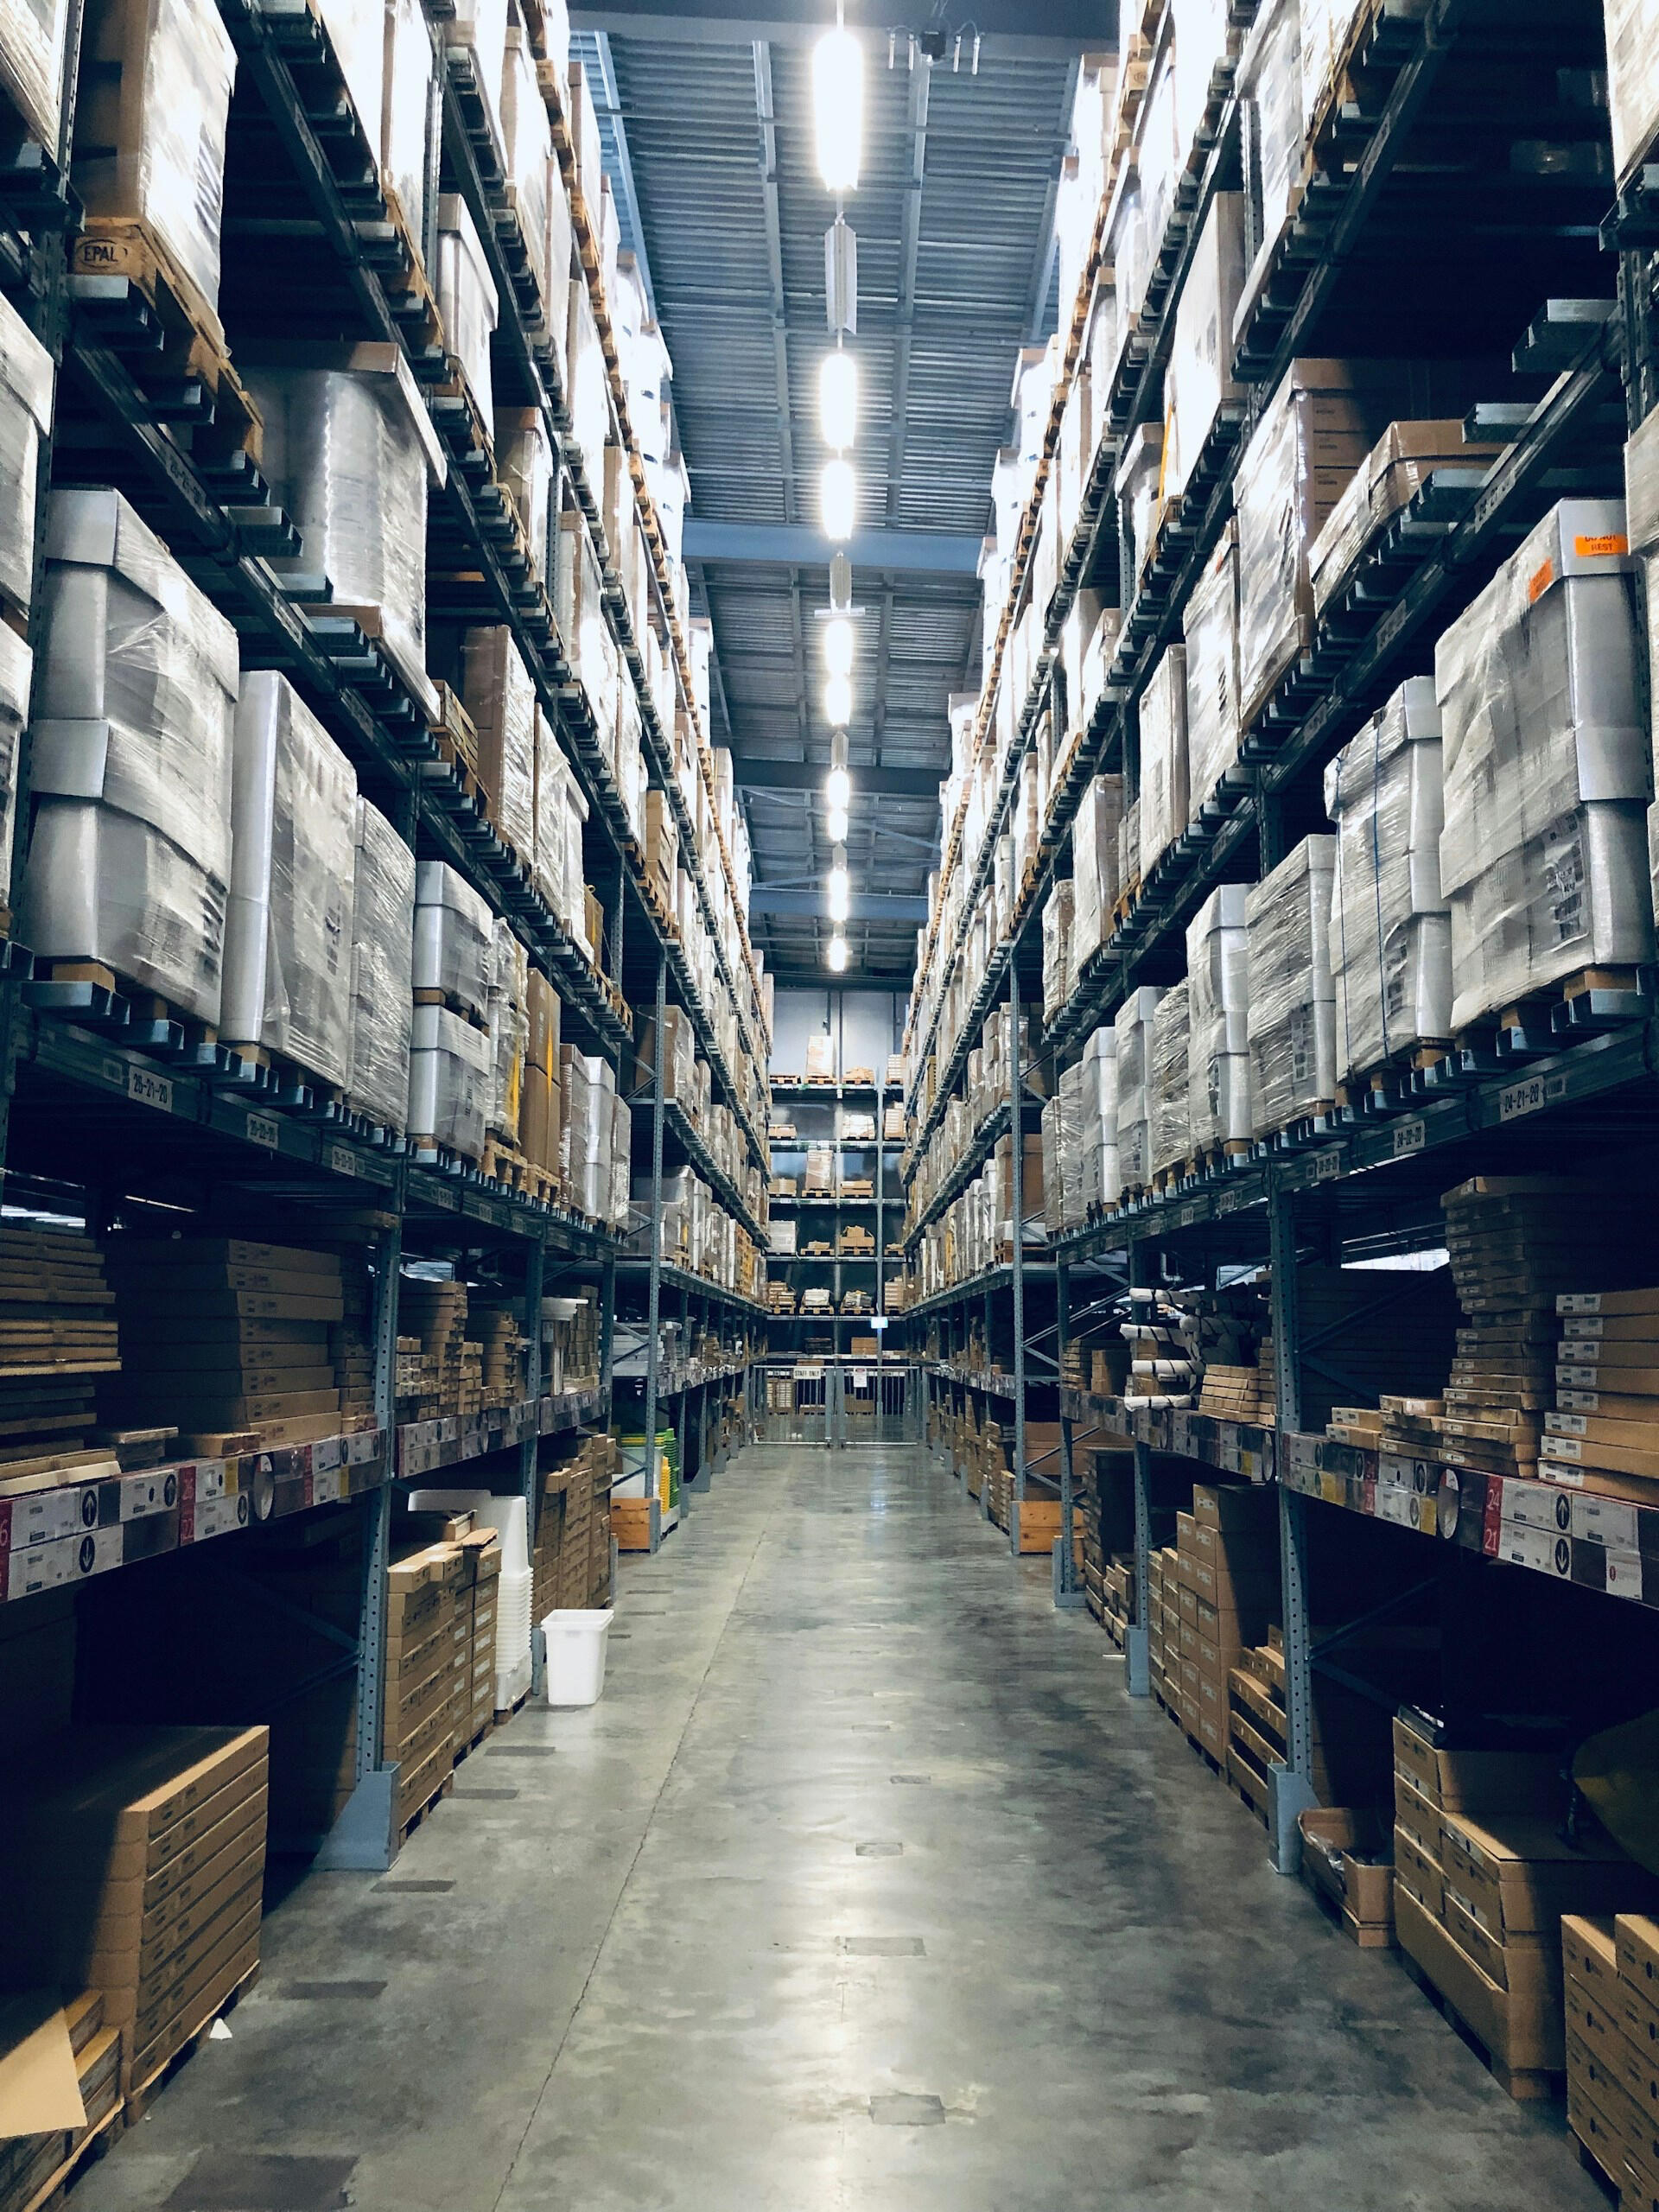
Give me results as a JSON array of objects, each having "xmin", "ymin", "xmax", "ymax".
[
  {"xmin": 1246, "ymin": 836, "xmax": 1338, "ymax": 1134},
  {"xmin": 1185, "ymin": 883, "xmax": 1251, "ymax": 1150},
  {"xmin": 410, "ymin": 861, "xmax": 493, "ymax": 1158},
  {"xmin": 1435, "ymin": 499, "xmax": 1652, "ymax": 1034},
  {"xmin": 1113, "ymin": 986, "xmax": 1166, "ymax": 1194},
  {"xmin": 407, "ymin": 1490, "xmax": 532, "ymax": 1711},
  {"xmin": 22, "ymin": 488, "xmax": 239, "ymax": 1026},
  {"xmin": 1324, "ymin": 676, "xmax": 1452, "ymax": 1087}
]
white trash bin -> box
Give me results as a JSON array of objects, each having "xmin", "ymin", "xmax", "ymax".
[{"xmin": 540, "ymin": 1607, "xmax": 614, "ymax": 1707}]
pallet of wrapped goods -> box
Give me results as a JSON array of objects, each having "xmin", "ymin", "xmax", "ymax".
[
  {"xmin": 1138, "ymin": 645, "xmax": 1188, "ymax": 887},
  {"xmin": 1112, "ymin": 987, "xmax": 1164, "ymax": 1196},
  {"xmin": 463, "ymin": 626, "xmax": 537, "ymax": 866},
  {"xmin": 1147, "ymin": 982, "xmax": 1190, "ymax": 1188},
  {"xmin": 1436, "ymin": 500, "xmax": 1653, "ymax": 1041},
  {"xmin": 221, "ymin": 673, "xmax": 358, "ymax": 1096},
  {"xmin": 1185, "ymin": 885, "xmax": 1251, "ymax": 1158},
  {"xmin": 100, "ymin": 1238, "xmax": 346, "ymax": 1449},
  {"xmin": 0, "ymin": 1988, "xmax": 123, "ymax": 2212},
  {"xmin": 1247, "ymin": 836, "xmax": 1337, "ymax": 1137},
  {"xmin": 0, "ymin": 1725, "xmax": 268, "ymax": 2101},
  {"xmin": 1325, "ymin": 677, "xmax": 1452, "ymax": 1100},
  {"xmin": 22, "ymin": 488, "xmax": 238, "ymax": 1027},
  {"xmin": 346, "ymin": 798, "xmax": 416, "ymax": 1136}
]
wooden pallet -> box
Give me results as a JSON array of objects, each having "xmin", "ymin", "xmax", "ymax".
[
  {"xmin": 124, "ymin": 1959, "xmax": 261, "ymax": 2127},
  {"xmin": 397, "ymin": 1765, "xmax": 454, "ymax": 1848},
  {"xmin": 1333, "ymin": 1044, "xmax": 1450, "ymax": 1109},
  {"xmin": 1397, "ymin": 1947, "xmax": 1565, "ymax": 2102},
  {"xmin": 72, "ymin": 219, "xmax": 264, "ymax": 467}
]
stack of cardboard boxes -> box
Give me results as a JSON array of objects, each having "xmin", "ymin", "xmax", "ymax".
[
  {"xmin": 1167, "ymin": 1484, "xmax": 1278, "ymax": 1766},
  {"xmin": 0, "ymin": 1726, "xmax": 268, "ymax": 2104},
  {"xmin": 1565, "ymin": 1913, "xmax": 1659, "ymax": 2199},
  {"xmin": 534, "ymin": 1435, "xmax": 616, "ymax": 1623},
  {"xmin": 384, "ymin": 1516, "xmax": 505, "ymax": 1830},
  {"xmin": 1392, "ymin": 1710, "xmax": 1652, "ymax": 2090},
  {"xmin": 397, "ymin": 1279, "xmax": 468, "ymax": 1415},
  {"xmin": 1544, "ymin": 1285, "xmax": 1659, "ymax": 1492},
  {"xmin": 0, "ymin": 1990, "xmax": 122, "ymax": 2212},
  {"xmin": 0, "ymin": 1222, "xmax": 123, "ymax": 1490}
]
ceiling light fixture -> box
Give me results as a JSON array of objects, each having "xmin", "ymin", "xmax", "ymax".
[
  {"xmin": 828, "ymin": 843, "xmax": 850, "ymax": 922},
  {"xmin": 818, "ymin": 352, "xmax": 858, "ymax": 450},
  {"xmin": 827, "ymin": 933, "xmax": 849, "ymax": 974},
  {"xmin": 820, "ymin": 457, "xmax": 856, "ymax": 543},
  {"xmin": 827, "ymin": 802, "xmax": 849, "ymax": 842},
  {"xmin": 824, "ymin": 673, "xmax": 852, "ymax": 728},
  {"xmin": 823, "ymin": 616, "xmax": 855, "ymax": 677},
  {"xmin": 812, "ymin": 26, "xmax": 862, "ymax": 194}
]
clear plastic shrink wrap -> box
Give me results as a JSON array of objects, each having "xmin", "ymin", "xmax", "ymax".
[
  {"xmin": 1166, "ymin": 191, "xmax": 1247, "ymax": 499},
  {"xmin": 1148, "ymin": 981, "xmax": 1191, "ymax": 1180},
  {"xmin": 1183, "ymin": 526, "xmax": 1240, "ymax": 823},
  {"xmin": 1308, "ymin": 420, "xmax": 1497, "ymax": 617},
  {"xmin": 0, "ymin": 288, "xmax": 54, "ymax": 619},
  {"xmin": 380, "ymin": 0, "xmax": 431, "ymax": 250},
  {"xmin": 1058, "ymin": 1058, "xmax": 1087, "ymax": 1230},
  {"xmin": 222, "ymin": 671, "xmax": 358, "ymax": 1087},
  {"xmin": 22, "ymin": 487, "xmax": 238, "ymax": 1024},
  {"xmin": 1113, "ymin": 985, "xmax": 1166, "ymax": 1192},
  {"xmin": 1071, "ymin": 771, "xmax": 1124, "ymax": 969},
  {"xmin": 1139, "ymin": 643, "xmax": 1188, "ymax": 882},
  {"xmin": 247, "ymin": 347, "xmax": 444, "ymax": 716},
  {"xmin": 1246, "ymin": 834, "xmax": 1336, "ymax": 1131},
  {"xmin": 1185, "ymin": 883, "xmax": 1251, "ymax": 1147},
  {"xmin": 0, "ymin": 0, "xmax": 71, "ymax": 155},
  {"xmin": 1041, "ymin": 1091, "xmax": 1064, "ymax": 1237},
  {"xmin": 409, "ymin": 1002, "xmax": 490, "ymax": 1157},
  {"xmin": 1606, "ymin": 0, "xmax": 1659, "ymax": 188},
  {"xmin": 486, "ymin": 915, "xmax": 527, "ymax": 1141},
  {"xmin": 1081, "ymin": 1023, "xmax": 1119, "ymax": 1211},
  {"xmin": 1042, "ymin": 880, "xmax": 1074, "ymax": 1024},
  {"xmin": 1234, "ymin": 0, "xmax": 1301, "ymax": 334},
  {"xmin": 412, "ymin": 859, "xmax": 492, "ymax": 1022},
  {"xmin": 436, "ymin": 194, "xmax": 499, "ymax": 421},
  {"xmin": 496, "ymin": 409, "xmax": 553, "ymax": 580},
  {"xmin": 316, "ymin": 0, "xmax": 382, "ymax": 161},
  {"xmin": 463, "ymin": 626, "xmax": 537, "ymax": 861},
  {"xmin": 1435, "ymin": 499, "xmax": 1652, "ymax": 1033},
  {"xmin": 73, "ymin": 0, "xmax": 237, "ymax": 315},
  {"xmin": 1324, "ymin": 675, "xmax": 1450, "ymax": 1083},
  {"xmin": 347, "ymin": 795, "xmax": 415, "ymax": 1130}
]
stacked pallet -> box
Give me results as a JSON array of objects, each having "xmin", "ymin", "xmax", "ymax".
[
  {"xmin": 0, "ymin": 1726, "xmax": 268, "ymax": 2100},
  {"xmin": 102, "ymin": 1239, "xmax": 345, "ymax": 1450},
  {"xmin": 1391, "ymin": 1710, "xmax": 1653, "ymax": 2095},
  {"xmin": 398, "ymin": 1279, "xmax": 468, "ymax": 1414},
  {"xmin": 1543, "ymin": 1286, "xmax": 1659, "ymax": 1493},
  {"xmin": 1564, "ymin": 1914, "xmax": 1659, "ymax": 2199},
  {"xmin": 0, "ymin": 1223, "xmax": 123, "ymax": 1494},
  {"xmin": 0, "ymin": 1990, "xmax": 122, "ymax": 2212}
]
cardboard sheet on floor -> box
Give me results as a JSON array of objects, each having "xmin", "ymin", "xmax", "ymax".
[{"xmin": 0, "ymin": 1991, "xmax": 86, "ymax": 2136}]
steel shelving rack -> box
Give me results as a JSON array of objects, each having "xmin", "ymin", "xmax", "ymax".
[
  {"xmin": 901, "ymin": 0, "xmax": 1654, "ymax": 1866},
  {"xmin": 0, "ymin": 0, "xmax": 770, "ymax": 1868}
]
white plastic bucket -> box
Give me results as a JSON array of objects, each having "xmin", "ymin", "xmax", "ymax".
[{"xmin": 540, "ymin": 1607, "xmax": 613, "ymax": 1707}]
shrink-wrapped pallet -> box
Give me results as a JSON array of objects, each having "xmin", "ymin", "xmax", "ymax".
[
  {"xmin": 1113, "ymin": 985, "xmax": 1166, "ymax": 1192},
  {"xmin": 1233, "ymin": 0, "xmax": 1301, "ymax": 340},
  {"xmin": 1185, "ymin": 883, "xmax": 1251, "ymax": 1148},
  {"xmin": 73, "ymin": 0, "xmax": 237, "ymax": 315},
  {"xmin": 1166, "ymin": 190, "xmax": 1248, "ymax": 499},
  {"xmin": 347, "ymin": 795, "xmax": 415, "ymax": 1131},
  {"xmin": 1041, "ymin": 1091, "xmax": 1065, "ymax": 1238},
  {"xmin": 412, "ymin": 860, "xmax": 492, "ymax": 1024},
  {"xmin": 1183, "ymin": 526, "xmax": 1240, "ymax": 824},
  {"xmin": 0, "ymin": 0, "xmax": 70, "ymax": 152},
  {"xmin": 1080, "ymin": 1023, "xmax": 1119, "ymax": 1211},
  {"xmin": 500, "ymin": 14, "xmax": 551, "ymax": 309},
  {"xmin": 409, "ymin": 1001, "xmax": 490, "ymax": 1158},
  {"xmin": 1246, "ymin": 835, "xmax": 1336, "ymax": 1132},
  {"xmin": 0, "ymin": 289, "xmax": 54, "ymax": 621},
  {"xmin": 1324, "ymin": 675, "xmax": 1450, "ymax": 1085},
  {"xmin": 1071, "ymin": 770, "xmax": 1124, "ymax": 970},
  {"xmin": 436, "ymin": 194, "xmax": 499, "ymax": 422},
  {"xmin": 381, "ymin": 0, "xmax": 431, "ymax": 254},
  {"xmin": 496, "ymin": 408, "xmax": 553, "ymax": 581},
  {"xmin": 1042, "ymin": 880, "xmax": 1074, "ymax": 1025},
  {"xmin": 486, "ymin": 916, "xmax": 526, "ymax": 1144},
  {"xmin": 1139, "ymin": 644, "xmax": 1188, "ymax": 883},
  {"xmin": 1308, "ymin": 419, "xmax": 1496, "ymax": 618},
  {"xmin": 463, "ymin": 626, "xmax": 536, "ymax": 862},
  {"xmin": 247, "ymin": 345, "xmax": 444, "ymax": 715},
  {"xmin": 1436, "ymin": 499, "xmax": 1652, "ymax": 1033},
  {"xmin": 1058, "ymin": 1058, "xmax": 1088, "ymax": 1231},
  {"xmin": 221, "ymin": 671, "xmax": 358, "ymax": 1088},
  {"xmin": 22, "ymin": 487, "xmax": 238, "ymax": 1024},
  {"xmin": 1148, "ymin": 981, "xmax": 1191, "ymax": 1181}
]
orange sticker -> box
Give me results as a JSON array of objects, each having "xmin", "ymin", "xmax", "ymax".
[
  {"xmin": 1574, "ymin": 532, "xmax": 1629, "ymax": 558},
  {"xmin": 1527, "ymin": 558, "xmax": 1554, "ymax": 604}
]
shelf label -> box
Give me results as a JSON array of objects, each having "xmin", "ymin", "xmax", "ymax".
[
  {"xmin": 1392, "ymin": 1117, "xmax": 1425, "ymax": 1157},
  {"xmin": 1499, "ymin": 1071, "xmax": 1567, "ymax": 1123},
  {"xmin": 327, "ymin": 1143, "xmax": 357, "ymax": 1179},
  {"xmin": 246, "ymin": 1110, "xmax": 282, "ymax": 1151},
  {"xmin": 128, "ymin": 1065, "xmax": 174, "ymax": 1113},
  {"xmin": 1311, "ymin": 1146, "xmax": 1343, "ymax": 1181}
]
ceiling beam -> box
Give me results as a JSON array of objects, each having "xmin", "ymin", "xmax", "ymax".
[
  {"xmin": 748, "ymin": 888, "xmax": 930, "ymax": 920},
  {"xmin": 683, "ymin": 519, "xmax": 982, "ymax": 574},
  {"xmin": 732, "ymin": 758, "xmax": 939, "ymax": 798},
  {"xmin": 569, "ymin": 3, "xmax": 1116, "ymax": 56},
  {"xmin": 886, "ymin": 62, "xmax": 928, "ymax": 527}
]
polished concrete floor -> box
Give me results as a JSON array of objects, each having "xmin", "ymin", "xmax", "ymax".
[{"xmin": 75, "ymin": 1443, "xmax": 1601, "ymax": 2211}]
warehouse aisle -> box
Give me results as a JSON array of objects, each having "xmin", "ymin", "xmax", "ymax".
[{"xmin": 73, "ymin": 1446, "xmax": 1599, "ymax": 2212}]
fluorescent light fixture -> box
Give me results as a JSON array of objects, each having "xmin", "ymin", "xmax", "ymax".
[
  {"xmin": 825, "ymin": 765, "xmax": 851, "ymax": 810},
  {"xmin": 827, "ymin": 803, "xmax": 849, "ymax": 842},
  {"xmin": 813, "ymin": 28, "xmax": 862, "ymax": 194},
  {"xmin": 827, "ymin": 933, "xmax": 849, "ymax": 974},
  {"xmin": 824, "ymin": 673, "xmax": 853, "ymax": 728},
  {"xmin": 818, "ymin": 352, "xmax": 858, "ymax": 449},
  {"xmin": 828, "ymin": 844, "xmax": 849, "ymax": 922},
  {"xmin": 830, "ymin": 550, "xmax": 853, "ymax": 612},
  {"xmin": 820, "ymin": 457, "xmax": 856, "ymax": 542},
  {"xmin": 823, "ymin": 615, "xmax": 855, "ymax": 677}
]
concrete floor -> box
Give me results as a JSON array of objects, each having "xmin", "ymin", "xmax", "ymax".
[{"xmin": 73, "ymin": 1442, "xmax": 1601, "ymax": 2212}]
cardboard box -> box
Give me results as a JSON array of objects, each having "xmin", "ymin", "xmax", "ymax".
[
  {"xmin": 1390, "ymin": 1713, "xmax": 1562, "ymax": 1815},
  {"xmin": 1396, "ymin": 1886, "xmax": 1563, "ymax": 2074},
  {"xmin": 1440, "ymin": 1811, "xmax": 1646, "ymax": 1937},
  {"xmin": 1393, "ymin": 1824, "xmax": 1444, "ymax": 1919},
  {"xmin": 1563, "ymin": 1912, "xmax": 1618, "ymax": 2002}
]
